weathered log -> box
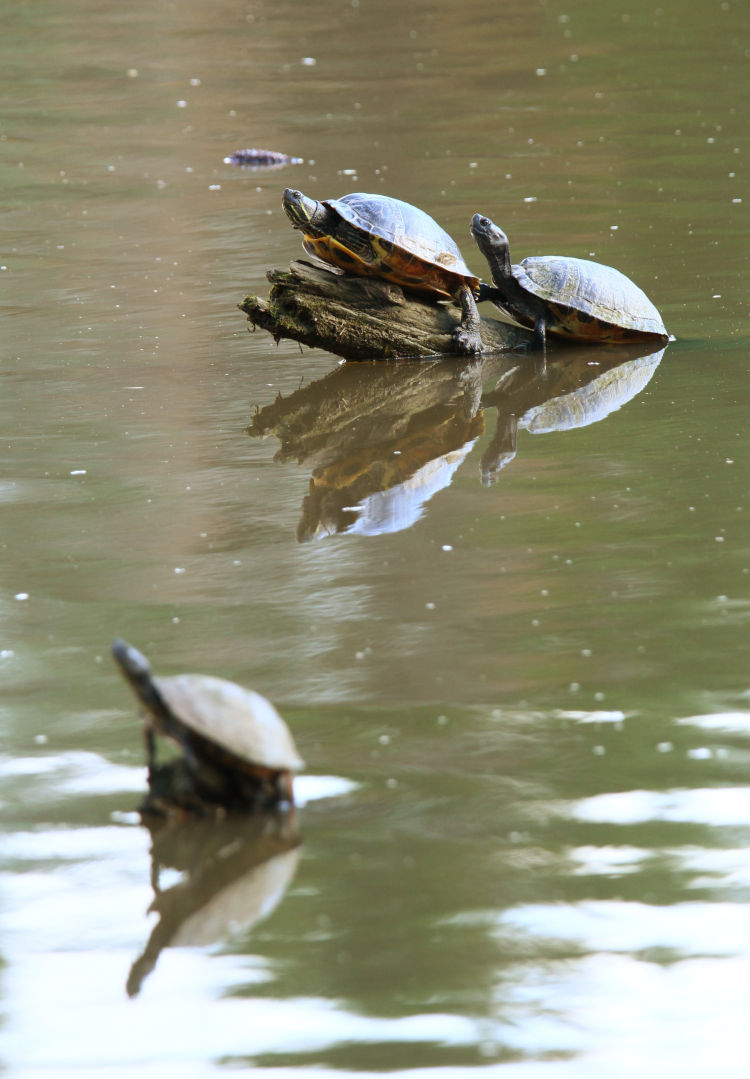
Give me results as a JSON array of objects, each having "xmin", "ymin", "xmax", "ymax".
[{"xmin": 239, "ymin": 259, "xmax": 530, "ymax": 361}]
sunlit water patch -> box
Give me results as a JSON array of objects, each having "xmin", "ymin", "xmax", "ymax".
[
  {"xmin": 676, "ymin": 710, "xmax": 750, "ymax": 732},
  {"xmin": 570, "ymin": 787, "xmax": 750, "ymax": 826}
]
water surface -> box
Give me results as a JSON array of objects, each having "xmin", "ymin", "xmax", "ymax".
[{"xmin": 2, "ymin": 0, "xmax": 750, "ymax": 1075}]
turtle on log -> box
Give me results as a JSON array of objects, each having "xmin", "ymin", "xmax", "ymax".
[
  {"xmin": 112, "ymin": 639, "xmax": 303, "ymax": 814},
  {"xmin": 282, "ymin": 188, "xmax": 486, "ymax": 356},
  {"xmin": 470, "ymin": 212, "xmax": 669, "ymax": 350}
]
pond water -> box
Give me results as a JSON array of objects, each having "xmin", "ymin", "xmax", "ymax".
[{"xmin": 2, "ymin": 0, "xmax": 750, "ymax": 1075}]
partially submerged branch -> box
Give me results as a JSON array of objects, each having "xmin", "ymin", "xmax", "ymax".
[{"xmin": 240, "ymin": 260, "xmax": 530, "ymax": 361}]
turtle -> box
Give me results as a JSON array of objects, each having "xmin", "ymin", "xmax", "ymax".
[
  {"xmin": 282, "ymin": 188, "xmax": 485, "ymax": 355},
  {"xmin": 112, "ymin": 639, "xmax": 304, "ymax": 810},
  {"xmin": 470, "ymin": 212, "xmax": 670, "ymax": 350}
]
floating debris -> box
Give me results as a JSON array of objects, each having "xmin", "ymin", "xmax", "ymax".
[{"xmin": 224, "ymin": 148, "xmax": 303, "ymax": 169}]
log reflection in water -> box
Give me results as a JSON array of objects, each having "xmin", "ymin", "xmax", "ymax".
[{"xmin": 248, "ymin": 344, "xmax": 666, "ymax": 538}]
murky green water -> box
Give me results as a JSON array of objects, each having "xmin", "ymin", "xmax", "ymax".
[{"xmin": 3, "ymin": 0, "xmax": 750, "ymax": 1074}]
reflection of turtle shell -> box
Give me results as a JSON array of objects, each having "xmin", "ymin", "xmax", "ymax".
[
  {"xmin": 346, "ymin": 440, "xmax": 478, "ymax": 537},
  {"xmin": 300, "ymin": 439, "xmax": 479, "ymax": 540},
  {"xmin": 126, "ymin": 814, "xmax": 302, "ymax": 996},
  {"xmin": 304, "ymin": 192, "xmax": 479, "ymax": 299},
  {"xmin": 521, "ymin": 350, "xmax": 664, "ymax": 434},
  {"xmin": 171, "ymin": 845, "xmax": 301, "ymax": 947}
]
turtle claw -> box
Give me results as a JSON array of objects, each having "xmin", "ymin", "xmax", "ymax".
[{"xmin": 452, "ymin": 327, "xmax": 484, "ymax": 357}]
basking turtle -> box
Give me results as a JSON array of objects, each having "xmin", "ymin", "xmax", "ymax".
[
  {"xmin": 471, "ymin": 213, "xmax": 669, "ymax": 350},
  {"xmin": 112, "ymin": 639, "xmax": 303, "ymax": 810},
  {"xmin": 282, "ymin": 188, "xmax": 485, "ymax": 355}
]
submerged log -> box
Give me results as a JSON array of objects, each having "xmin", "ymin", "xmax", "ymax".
[{"xmin": 239, "ymin": 259, "xmax": 530, "ymax": 361}]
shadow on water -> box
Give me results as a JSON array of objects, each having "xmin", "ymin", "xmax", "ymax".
[
  {"xmin": 126, "ymin": 810, "xmax": 301, "ymax": 998},
  {"xmin": 248, "ymin": 344, "xmax": 666, "ymax": 540}
]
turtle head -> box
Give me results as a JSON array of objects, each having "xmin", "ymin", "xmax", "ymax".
[
  {"xmin": 112, "ymin": 638, "xmax": 153, "ymax": 687},
  {"xmin": 471, "ymin": 213, "xmax": 512, "ymax": 280},
  {"xmin": 471, "ymin": 213, "xmax": 509, "ymax": 251},
  {"xmin": 282, "ymin": 188, "xmax": 324, "ymax": 234}
]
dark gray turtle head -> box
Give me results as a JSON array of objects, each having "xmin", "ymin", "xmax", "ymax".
[
  {"xmin": 471, "ymin": 212, "xmax": 521, "ymax": 306},
  {"xmin": 470, "ymin": 215, "xmax": 542, "ymax": 334},
  {"xmin": 282, "ymin": 188, "xmax": 327, "ymax": 235},
  {"xmin": 471, "ymin": 214, "xmax": 511, "ymax": 266},
  {"xmin": 112, "ymin": 638, "xmax": 154, "ymax": 692}
]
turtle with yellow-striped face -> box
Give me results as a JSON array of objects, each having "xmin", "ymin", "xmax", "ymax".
[
  {"xmin": 282, "ymin": 188, "xmax": 484, "ymax": 355},
  {"xmin": 471, "ymin": 212, "xmax": 669, "ymax": 350}
]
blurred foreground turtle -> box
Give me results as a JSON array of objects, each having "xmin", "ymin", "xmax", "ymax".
[
  {"xmin": 471, "ymin": 213, "xmax": 669, "ymax": 350},
  {"xmin": 282, "ymin": 188, "xmax": 486, "ymax": 355},
  {"xmin": 112, "ymin": 639, "xmax": 304, "ymax": 814}
]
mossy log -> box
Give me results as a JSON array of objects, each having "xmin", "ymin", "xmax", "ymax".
[{"xmin": 239, "ymin": 260, "xmax": 530, "ymax": 361}]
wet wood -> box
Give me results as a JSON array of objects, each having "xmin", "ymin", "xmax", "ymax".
[{"xmin": 239, "ymin": 259, "xmax": 530, "ymax": 361}]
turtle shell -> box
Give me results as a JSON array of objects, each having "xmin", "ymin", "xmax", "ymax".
[
  {"xmin": 154, "ymin": 673, "xmax": 304, "ymax": 775},
  {"xmin": 515, "ymin": 256, "xmax": 667, "ymax": 341},
  {"xmin": 312, "ymin": 192, "xmax": 479, "ymax": 299}
]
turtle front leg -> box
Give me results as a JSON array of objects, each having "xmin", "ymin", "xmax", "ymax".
[
  {"xmin": 452, "ymin": 284, "xmax": 484, "ymax": 356},
  {"xmin": 532, "ymin": 316, "xmax": 548, "ymax": 375},
  {"xmin": 476, "ymin": 281, "xmax": 503, "ymax": 304},
  {"xmin": 278, "ymin": 770, "xmax": 295, "ymax": 806},
  {"xmin": 532, "ymin": 315, "xmax": 547, "ymax": 349},
  {"xmin": 144, "ymin": 723, "xmax": 157, "ymax": 779}
]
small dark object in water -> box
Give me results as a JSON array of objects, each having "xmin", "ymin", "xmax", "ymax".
[
  {"xmin": 225, "ymin": 148, "xmax": 303, "ymax": 168},
  {"xmin": 471, "ymin": 212, "xmax": 670, "ymax": 350},
  {"xmin": 282, "ymin": 187, "xmax": 485, "ymax": 356},
  {"xmin": 112, "ymin": 638, "xmax": 304, "ymax": 813}
]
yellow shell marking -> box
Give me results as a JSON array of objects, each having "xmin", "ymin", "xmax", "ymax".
[{"xmin": 303, "ymin": 233, "xmax": 461, "ymax": 300}]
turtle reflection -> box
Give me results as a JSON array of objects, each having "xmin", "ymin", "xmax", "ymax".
[
  {"xmin": 249, "ymin": 358, "xmax": 485, "ymax": 539},
  {"xmin": 480, "ymin": 344, "xmax": 665, "ymax": 484},
  {"xmin": 248, "ymin": 344, "xmax": 665, "ymax": 538},
  {"xmin": 127, "ymin": 811, "xmax": 300, "ymax": 997}
]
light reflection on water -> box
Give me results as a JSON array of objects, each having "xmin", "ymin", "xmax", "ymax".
[
  {"xmin": 4, "ymin": 959, "xmax": 488, "ymax": 1075},
  {"xmin": 572, "ymin": 785, "xmax": 750, "ymax": 826},
  {"xmin": 4, "ymin": 707, "xmax": 750, "ymax": 1074}
]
